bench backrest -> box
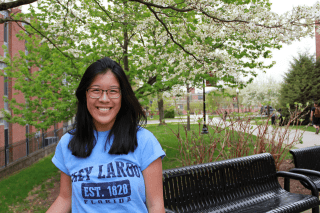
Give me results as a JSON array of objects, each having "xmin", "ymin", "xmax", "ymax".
[
  {"xmin": 290, "ymin": 146, "xmax": 320, "ymax": 171},
  {"xmin": 162, "ymin": 153, "xmax": 279, "ymax": 212}
]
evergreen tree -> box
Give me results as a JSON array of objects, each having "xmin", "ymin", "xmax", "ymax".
[{"xmin": 279, "ymin": 52, "xmax": 320, "ymax": 124}]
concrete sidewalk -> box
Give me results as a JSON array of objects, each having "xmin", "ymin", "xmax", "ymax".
[
  {"xmin": 291, "ymin": 129, "xmax": 320, "ymax": 148},
  {"xmin": 146, "ymin": 116, "xmax": 320, "ymax": 149}
]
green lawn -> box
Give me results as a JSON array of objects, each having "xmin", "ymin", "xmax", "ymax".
[
  {"xmin": 289, "ymin": 125, "xmax": 316, "ymax": 133},
  {"xmin": 0, "ymin": 153, "xmax": 59, "ymax": 212}
]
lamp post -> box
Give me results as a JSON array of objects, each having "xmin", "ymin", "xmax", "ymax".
[{"xmin": 201, "ymin": 79, "xmax": 209, "ymax": 134}]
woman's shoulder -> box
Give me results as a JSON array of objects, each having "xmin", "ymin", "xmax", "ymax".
[
  {"xmin": 136, "ymin": 127, "xmax": 159, "ymax": 146},
  {"xmin": 136, "ymin": 127, "xmax": 154, "ymax": 138},
  {"xmin": 58, "ymin": 131, "xmax": 74, "ymax": 146}
]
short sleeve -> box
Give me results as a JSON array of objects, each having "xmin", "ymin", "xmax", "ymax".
[
  {"xmin": 137, "ymin": 128, "xmax": 166, "ymax": 171},
  {"xmin": 52, "ymin": 134, "xmax": 71, "ymax": 176}
]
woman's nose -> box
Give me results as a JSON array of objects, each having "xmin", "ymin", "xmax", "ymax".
[{"xmin": 99, "ymin": 90, "xmax": 110, "ymax": 102}]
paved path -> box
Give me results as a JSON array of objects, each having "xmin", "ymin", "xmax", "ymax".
[{"xmin": 147, "ymin": 115, "xmax": 320, "ymax": 149}]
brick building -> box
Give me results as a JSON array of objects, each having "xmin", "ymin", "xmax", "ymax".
[{"xmin": 0, "ymin": 8, "xmax": 64, "ymax": 167}]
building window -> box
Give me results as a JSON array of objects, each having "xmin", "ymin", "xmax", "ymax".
[
  {"xmin": 25, "ymin": 40, "xmax": 28, "ymax": 56},
  {"xmin": 198, "ymin": 95, "xmax": 203, "ymax": 100},
  {"xmin": 4, "ymin": 22, "xmax": 8, "ymax": 43},
  {"xmin": 4, "ymin": 127, "xmax": 9, "ymax": 165},
  {"xmin": 5, "ymin": 128, "xmax": 9, "ymax": 145},
  {"xmin": 4, "ymin": 76, "xmax": 8, "ymax": 96},
  {"xmin": 26, "ymin": 125, "xmax": 29, "ymax": 136}
]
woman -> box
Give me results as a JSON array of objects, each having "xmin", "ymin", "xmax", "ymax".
[{"xmin": 47, "ymin": 57, "xmax": 166, "ymax": 213}]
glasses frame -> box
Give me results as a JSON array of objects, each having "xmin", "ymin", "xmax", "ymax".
[{"xmin": 86, "ymin": 88, "xmax": 121, "ymax": 99}]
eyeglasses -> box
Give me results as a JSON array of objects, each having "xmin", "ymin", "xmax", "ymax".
[{"xmin": 87, "ymin": 88, "xmax": 121, "ymax": 99}]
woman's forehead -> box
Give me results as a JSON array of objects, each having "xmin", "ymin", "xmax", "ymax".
[{"xmin": 89, "ymin": 72, "xmax": 120, "ymax": 87}]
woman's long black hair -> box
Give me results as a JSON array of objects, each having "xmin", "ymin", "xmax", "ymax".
[{"xmin": 68, "ymin": 57, "xmax": 146, "ymax": 157}]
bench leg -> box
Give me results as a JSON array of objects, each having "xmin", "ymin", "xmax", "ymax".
[
  {"xmin": 312, "ymin": 206, "xmax": 319, "ymax": 213},
  {"xmin": 284, "ymin": 177, "xmax": 290, "ymax": 192}
]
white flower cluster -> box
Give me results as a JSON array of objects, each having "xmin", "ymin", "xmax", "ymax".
[{"xmin": 240, "ymin": 77, "xmax": 282, "ymax": 106}]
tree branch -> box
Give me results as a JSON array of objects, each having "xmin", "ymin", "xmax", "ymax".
[
  {"xmin": 146, "ymin": 5, "xmax": 202, "ymax": 63},
  {"xmin": 0, "ymin": 0, "xmax": 36, "ymax": 11},
  {"xmin": 128, "ymin": 0, "xmax": 193, "ymax": 12},
  {"xmin": 130, "ymin": 0, "xmax": 315, "ymax": 28}
]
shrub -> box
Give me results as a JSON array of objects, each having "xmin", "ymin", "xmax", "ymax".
[
  {"xmin": 279, "ymin": 52, "xmax": 320, "ymax": 124},
  {"xmin": 164, "ymin": 109, "xmax": 175, "ymax": 118},
  {"xmin": 165, "ymin": 105, "xmax": 308, "ymax": 170}
]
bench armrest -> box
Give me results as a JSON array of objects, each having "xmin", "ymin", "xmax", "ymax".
[
  {"xmin": 276, "ymin": 171, "xmax": 319, "ymax": 198},
  {"xmin": 165, "ymin": 208, "xmax": 176, "ymax": 213},
  {"xmin": 289, "ymin": 168, "xmax": 320, "ymax": 178}
]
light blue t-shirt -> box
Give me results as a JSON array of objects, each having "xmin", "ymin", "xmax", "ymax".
[{"xmin": 52, "ymin": 127, "xmax": 166, "ymax": 213}]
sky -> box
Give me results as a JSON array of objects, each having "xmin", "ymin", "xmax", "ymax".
[
  {"xmin": 22, "ymin": 0, "xmax": 318, "ymax": 85},
  {"xmin": 255, "ymin": 0, "xmax": 318, "ymax": 83}
]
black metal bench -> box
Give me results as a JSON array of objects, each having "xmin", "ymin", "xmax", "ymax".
[
  {"xmin": 162, "ymin": 153, "xmax": 319, "ymax": 213},
  {"xmin": 289, "ymin": 146, "xmax": 320, "ymax": 191}
]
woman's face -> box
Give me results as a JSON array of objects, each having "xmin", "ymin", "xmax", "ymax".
[{"xmin": 86, "ymin": 71, "xmax": 122, "ymax": 131}]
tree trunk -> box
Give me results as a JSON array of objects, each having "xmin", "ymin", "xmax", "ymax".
[
  {"xmin": 122, "ymin": 26, "xmax": 130, "ymax": 87},
  {"xmin": 123, "ymin": 28, "xmax": 129, "ymax": 73},
  {"xmin": 158, "ymin": 93, "xmax": 165, "ymax": 125}
]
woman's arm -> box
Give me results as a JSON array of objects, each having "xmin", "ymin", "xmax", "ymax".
[
  {"xmin": 47, "ymin": 171, "xmax": 72, "ymax": 213},
  {"xmin": 142, "ymin": 157, "xmax": 165, "ymax": 213}
]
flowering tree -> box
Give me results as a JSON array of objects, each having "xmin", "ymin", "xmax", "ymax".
[
  {"xmin": 240, "ymin": 77, "xmax": 282, "ymax": 110},
  {"xmin": 2, "ymin": 0, "xmax": 320, "ymax": 129}
]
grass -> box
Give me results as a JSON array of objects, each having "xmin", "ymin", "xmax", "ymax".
[
  {"xmin": 8, "ymin": 171, "xmax": 60, "ymax": 213},
  {"xmin": 289, "ymin": 125, "xmax": 316, "ymax": 133},
  {"xmin": 0, "ymin": 153, "xmax": 59, "ymax": 212}
]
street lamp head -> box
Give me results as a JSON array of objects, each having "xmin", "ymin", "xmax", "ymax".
[{"xmin": 236, "ymin": 88, "xmax": 239, "ymax": 94}]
